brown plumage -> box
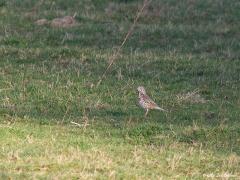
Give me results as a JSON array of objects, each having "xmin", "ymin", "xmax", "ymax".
[{"xmin": 137, "ymin": 86, "xmax": 166, "ymax": 117}]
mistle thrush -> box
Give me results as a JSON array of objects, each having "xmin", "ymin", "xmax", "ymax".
[{"xmin": 137, "ymin": 86, "xmax": 167, "ymax": 117}]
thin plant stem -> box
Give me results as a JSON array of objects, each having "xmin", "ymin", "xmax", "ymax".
[{"xmin": 97, "ymin": 0, "xmax": 152, "ymax": 87}]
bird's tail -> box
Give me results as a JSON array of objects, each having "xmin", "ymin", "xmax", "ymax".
[{"xmin": 155, "ymin": 106, "xmax": 167, "ymax": 112}]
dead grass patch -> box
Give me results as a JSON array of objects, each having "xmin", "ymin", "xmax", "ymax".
[
  {"xmin": 35, "ymin": 19, "xmax": 49, "ymax": 26},
  {"xmin": 35, "ymin": 15, "xmax": 78, "ymax": 28},
  {"xmin": 177, "ymin": 89, "xmax": 207, "ymax": 104},
  {"xmin": 50, "ymin": 16, "xmax": 77, "ymax": 28}
]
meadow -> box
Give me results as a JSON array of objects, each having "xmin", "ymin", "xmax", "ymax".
[{"xmin": 0, "ymin": 0, "xmax": 240, "ymax": 179}]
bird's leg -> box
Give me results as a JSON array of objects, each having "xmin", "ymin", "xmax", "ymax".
[{"xmin": 145, "ymin": 109, "xmax": 149, "ymax": 117}]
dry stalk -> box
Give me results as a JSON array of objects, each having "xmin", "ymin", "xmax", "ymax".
[
  {"xmin": 71, "ymin": 121, "xmax": 89, "ymax": 128},
  {"xmin": 97, "ymin": 0, "xmax": 152, "ymax": 87}
]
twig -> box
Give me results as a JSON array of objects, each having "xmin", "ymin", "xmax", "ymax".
[
  {"xmin": 71, "ymin": 121, "xmax": 84, "ymax": 127},
  {"xmin": 70, "ymin": 121, "xmax": 89, "ymax": 128},
  {"xmin": 0, "ymin": 88, "xmax": 12, "ymax": 92},
  {"xmin": 73, "ymin": 12, "xmax": 77, "ymax": 18},
  {"xmin": 96, "ymin": 0, "xmax": 152, "ymax": 87}
]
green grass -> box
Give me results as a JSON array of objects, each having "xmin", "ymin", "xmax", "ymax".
[{"xmin": 0, "ymin": 0, "xmax": 240, "ymax": 178}]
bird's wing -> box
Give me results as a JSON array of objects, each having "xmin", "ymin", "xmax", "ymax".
[{"xmin": 142, "ymin": 94, "xmax": 159, "ymax": 108}]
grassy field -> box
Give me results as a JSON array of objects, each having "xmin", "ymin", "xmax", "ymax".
[{"xmin": 0, "ymin": 0, "xmax": 240, "ymax": 179}]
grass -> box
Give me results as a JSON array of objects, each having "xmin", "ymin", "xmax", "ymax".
[{"xmin": 0, "ymin": 0, "xmax": 240, "ymax": 178}]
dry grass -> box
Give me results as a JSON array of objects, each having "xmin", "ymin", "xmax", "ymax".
[
  {"xmin": 1, "ymin": 122, "xmax": 239, "ymax": 179},
  {"xmin": 176, "ymin": 89, "xmax": 207, "ymax": 104},
  {"xmin": 35, "ymin": 15, "xmax": 78, "ymax": 28},
  {"xmin": 50, "ymin": 15, "xmax": 77, "ymax": 28}
]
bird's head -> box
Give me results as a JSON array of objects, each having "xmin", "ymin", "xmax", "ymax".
[{"xmin": 137, "ymin": 86, "xmax": 146, "ymax": 94}]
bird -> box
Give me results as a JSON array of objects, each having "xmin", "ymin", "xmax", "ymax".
[{"xmin": 137, "ymin": 86, "xmax": 167, "ymax": 117}]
